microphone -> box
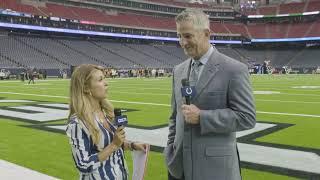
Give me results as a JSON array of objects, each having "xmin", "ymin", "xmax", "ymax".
[
  {"xmin": 114, "ymin": 108, "xmax": 128, "ymax": 127},
  {"xmin": 113, "ymin": 108, "xmax": 128, "ymax": 164},
  {"xmin": 181, "ymin": 79, "xmax": 196, "ymax": 105}
]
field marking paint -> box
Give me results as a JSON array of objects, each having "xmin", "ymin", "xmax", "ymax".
[
  {"xmin": 0, "ymin": 92, "xmax": 68, "ymax": 99},
  {"xmin": 0, "ymin": 100, "xmax": 34, "ymax": 103},
  {"xmin": 1, "ymin": 100, "xmax": 320, "ymax": 175},
  {"xmin": 253, "ymin": 91, "xmax": 281, "ymax": 94},
  {"xmin": 1, "ymin": 92, "xmax": 320, "ymax": 118},
  {"xmin": 110, "ymin": 100, "xmax": 170, "ymax": 107},
  {"xmin": 0, "ymin": 160, "xmax": 58, "ymax": 180},
  {"xmin": 23, "ymin": 83, "xmax": 52, "ymax": 86},
  {"xmin": 280, "ymin": 93, "xmax": 320, "ymax": 97},
  {"xmin": 0, "ymin": 106, "xmax": 68, "ymax": 122},
  {"xmin": 256, "ymin": 111, "xmax": 320, "ymax": 118},
  {"xmin": 48, "ymin": 123, "xmax": 320, "ymax": 175},
  {"xmin": 111, "ymin": 91, "xmax": 170, "ymax": 96},
  {"xmin": 292, "ymin": 86, "xmax": 320, "ymax": 89},
  {"xmin": 256, "ymin": 99, "xmax": 320, "ymax": 104},
  {"xmin": 0, "ymin": 79, "xmax": 69, "ymax": 83},
  {"xmin": 49, "ymin": 123, "xmax": 276, "ymax": 152}
]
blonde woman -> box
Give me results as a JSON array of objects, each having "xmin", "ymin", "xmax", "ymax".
[{"xmin": 66, "ymin": 64, "xmax": 147, "ymax": 180}]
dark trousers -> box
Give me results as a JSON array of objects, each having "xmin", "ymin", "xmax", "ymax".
[
  {"xmin": 28, "ymin": 78, "xmax": 34, "ymax": 84},
  {"xmin": 168, "ymin": 172, "xmax": 184, "ymax": 180}
]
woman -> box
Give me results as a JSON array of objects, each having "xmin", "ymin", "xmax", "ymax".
[{"xmin": 66, "ymin": 64, "xmax": 147, "ymax": 180}]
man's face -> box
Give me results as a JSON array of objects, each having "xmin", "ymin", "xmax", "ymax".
[{"xmin": 177, "ymin": 21, "xmax": 209, "ymax": 59}]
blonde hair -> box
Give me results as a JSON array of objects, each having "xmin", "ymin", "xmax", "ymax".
[
  {"xmin": 175, "ymin": 9, "xmax": 210, "ymax": 30},
  {"xmin": 68, "ymin": 64, "xmax": 114, "ymax": 146}
]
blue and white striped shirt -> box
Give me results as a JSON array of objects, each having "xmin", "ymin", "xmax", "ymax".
[{"xmin": 66, "ymin": 115, "xmax": 128, "ymax": 180}]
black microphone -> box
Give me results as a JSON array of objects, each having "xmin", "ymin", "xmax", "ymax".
[
  {"xmin": 181, "ymin": 79, "xmax": 191, "ymax": 105},
  {"xmin": 114, "ymin": 108, "xmax": 128, "ymax": 127},
  {"xmin": 113, "ymin": 109, "xmax": 127, "ymax": 165}
]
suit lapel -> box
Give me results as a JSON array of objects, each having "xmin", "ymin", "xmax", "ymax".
[
  {"xmin": 193, "ymin": 50, "xmax": 221, "ymax": 101},
  {"xmin": 176, "ymin": 58, "xmax": 191, "ymax": 88}
]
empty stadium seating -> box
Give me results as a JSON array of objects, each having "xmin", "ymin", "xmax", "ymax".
[
  {"xmin": 146, "ymin": 0, "xmax": 210, "ymax": 8},
  {"xmin": 0, "ymin": 54, "xmax": 18, "ymax": 68},
  {"xmin": 0, "ymin": 36, "xmax": 66, "ymax": 69},
  {"xmin": 258, "ymin": 6, "xmax": 277, "ymax": 15},
  {"xmin": 306, "ymin": 0, "xmax": 320, "ymax": 12},
  {"xmin": 244, "ymin": 0, "xmax": 320, "ymax": 16},
  {"xmin": 224, "ymin": 23, "xmax": 248, "ymax": 37},
  {"xmin": 1, "ymin": 0, "xmax": 320, "ymax": 39},
  {"xmin": 0, "ymin": 35, "xmax": 185, "ymax": 69},
  {"xmin": 267, "ymin": 23, "xmax": 289, "ymax": 39},
  {"xmin": 279, "ymin": 2, "xmax": 305, "ymax": 14},
  {"xmin": 287, "ymin": 48, "xmax": 320, "ymax": 68},
  {"xmin": 307, "ymin": 20, "xmax": 320, "ymax": 37},
  {"xmin": 247, "ymin": 23, "xmax": 268, "ymax": 39},
  {"xmin": 0, "ymin": 34, "xmax": 319, "ymax": 70},
  {"xmin": 0, "ymin": 0, "xmax": 44, "ymax": 15}
]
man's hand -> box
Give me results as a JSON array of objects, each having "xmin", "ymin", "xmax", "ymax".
[{"xmin": 182, "ymin": 104, "xmax": 200, "ymax": 124}]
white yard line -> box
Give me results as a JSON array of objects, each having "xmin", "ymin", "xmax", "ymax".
[
  {"xmin": 256, "ymin": 99, "xmax": 320, "ymax": 104},
  {"xmin": 1, "ymin": 92, "xmax": 320, "ymax": 117},
  {"xmin": 256, "ymin": 111, "xmax": 320, "ymax": 118},
  {"xmin": 0, "ymin": 92, "xmax": 68, "ymax": 99},
  {"xmin": 0, "ymin": 79, "xmax": 69, "ymax": 83}
]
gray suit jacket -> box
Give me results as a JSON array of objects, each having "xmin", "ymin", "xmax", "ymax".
[{"xmin": 164, "ymin": 48, "xmax": 256, "ymax": 180}]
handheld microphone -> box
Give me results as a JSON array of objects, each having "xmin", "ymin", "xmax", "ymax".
[
  {"xmin": 113, "ymin": 108, "xmax": 127, "ymax": 165},
  {"xmin": 114, "ymin": 108, "xmax": 128, "ymax": 127},
  {"xmin": 181, "ymin": 79, "xmax": 196, "ymax": 105}
]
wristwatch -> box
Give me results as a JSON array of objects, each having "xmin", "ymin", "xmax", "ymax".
[{"xmin": 128, "ymin": 141, "xmax": 135, "ymax": 151}]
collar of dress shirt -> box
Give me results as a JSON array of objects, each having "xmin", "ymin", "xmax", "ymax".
[{"xmin": 191, "ymin": 45, "xmax": 214, "ymax": 66}]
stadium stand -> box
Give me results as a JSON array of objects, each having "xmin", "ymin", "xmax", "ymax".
[
  {"xmin": 0, "ymin": 35, "xmax": 66, "ymax": 69},
  {"xmin": 0, "ymin": 34, "xmax": 319, "ymax": 70},
  {"xmin": 1, "ymin": 0, "xmax": 320, "ymax": 38},
  {"xmin": 306, "ymin": 0, "xmax": 320, "ymax": 12},
  {"xmin": 279, "ymin": 2, "xmax": 306, "ymax": 14},
  {"xmin": 0, "ymin": 0, "xmax": 319, "ymax": 72},
  {"xmin": 258, "ymin": 6, "xmax": 277, "ymax": 15},
  {"xmin": 145, "ymin": 0, "xmax": 211, "ymax": 9},
  {"xmin": 0, "ymin": 54, "xmax": 18, "ymax": 68}
]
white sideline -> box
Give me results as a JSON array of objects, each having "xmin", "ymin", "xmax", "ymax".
[
  {"xmin": 0, "ymin": 159, "xmax": 59, "ymax": 180},
  {"xmin": 0, "ymin": 100, "xmax": 34, "ymax": 103}
]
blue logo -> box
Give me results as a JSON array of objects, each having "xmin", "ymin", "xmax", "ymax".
[
  {"xmin": 181, "ymin": 86, "xmax": 196, "ymax": 97},
  {"xmin": 115, "ymin": 115, "xmax": 128, "ymax": 126}
]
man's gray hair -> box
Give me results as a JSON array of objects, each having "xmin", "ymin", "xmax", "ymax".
[{"xmin": 175, "ymin": 9, "xmax": 210, "ymax": 30}]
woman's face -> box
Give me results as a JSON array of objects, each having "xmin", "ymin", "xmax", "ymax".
[{"xmin": 88, "ymin": 70, "xmax": 108, "ymax": 100}]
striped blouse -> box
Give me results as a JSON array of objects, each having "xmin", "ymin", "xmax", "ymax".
[{"xmin": 66, "ymin": 115, "xmax": 128, "ymax": 180}]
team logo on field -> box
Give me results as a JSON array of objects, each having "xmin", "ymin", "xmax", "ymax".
[{"xmin": 0, "ymin": 100, "xmax": 319, "ymax": 179}]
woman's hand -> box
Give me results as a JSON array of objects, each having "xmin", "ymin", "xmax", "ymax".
[
  {"xmin": 98, "ymin": 126, "xmax": 125, "ymax": 162},
  {"xmin": 112, "ymin": 126, "xmax": 125, "ymax": 148},
  {"xmin": 132, "ymin": 142, "xmax": 149, "ymax": 153}
]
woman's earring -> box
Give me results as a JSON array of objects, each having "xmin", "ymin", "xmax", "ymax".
[{"xmin": 89, "ymin": 91, "xmax": 92, "ymax": 96}]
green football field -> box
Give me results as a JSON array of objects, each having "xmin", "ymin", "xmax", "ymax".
[{"xmin": 0, "ymin": 75, "xmax": 319, "ymax": 180}]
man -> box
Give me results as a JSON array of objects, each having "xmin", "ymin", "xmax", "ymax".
[
  {"xmin": 164, "ymin": 9, "xmax": 256, "ymax": 180},
  {"xmin": 28, "ymin": 69, "xmax": 36, "ymax": 84}
]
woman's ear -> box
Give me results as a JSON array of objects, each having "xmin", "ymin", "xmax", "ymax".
[
  {"xmin": 204, "ymin": 29, "xmax": 210, "ymax": 38},
  {"xmin": 84, "ymin": 86, "xmax": 91, "ymax": 95},
  {"xmin": 84, "ymin": 90, "xmax": 92, "ymax": 96}
]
